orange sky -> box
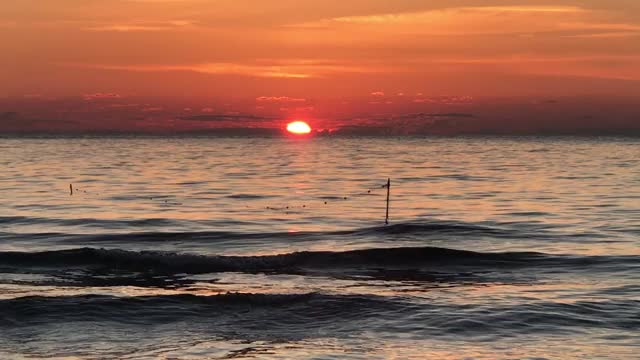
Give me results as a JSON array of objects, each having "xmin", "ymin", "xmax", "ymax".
[
  {"xmin": 1, "ymin": 1, "xmax": 639, "ymax": 134},
  {"xmin": 3, "ymin": 0, "xmax": 640, "ymax": 96}
]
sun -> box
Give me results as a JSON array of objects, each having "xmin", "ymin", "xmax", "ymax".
[{"xmin": 286, "ymin": 121, "xmax": 312, "ymax": 135}]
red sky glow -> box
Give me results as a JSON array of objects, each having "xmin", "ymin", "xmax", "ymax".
[{"xmin": 1, "ymin": 1, "xmax": 639, "ymax": 135}]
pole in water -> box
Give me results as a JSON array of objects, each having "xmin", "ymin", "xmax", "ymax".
[
  {"xmin": 385, "ymin": 178, "xmax": 391, "ymax": 225},
  {"xmin": 70, "ymin": 184, "xmax": 73, "ymax": 196}
]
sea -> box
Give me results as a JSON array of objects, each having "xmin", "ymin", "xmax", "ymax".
[{"xmin": 0, "ymin": 136, "xmax": 638, "ymax": 359}]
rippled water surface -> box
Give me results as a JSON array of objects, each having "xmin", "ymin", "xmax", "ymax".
[{"xmin": 0, "ymin": 136, "xmax": 639, "ymax": 359}]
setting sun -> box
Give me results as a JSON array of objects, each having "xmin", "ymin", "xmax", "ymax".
[{"xmin": 286, "ymin": 121, "xmax": 312, "ymax": 135}]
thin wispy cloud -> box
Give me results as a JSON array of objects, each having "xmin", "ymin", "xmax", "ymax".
[
  {"xmin": 179, "ymin": 114, "xmax": 275, "ymax": 122},
  {"xmin": 64, "ymin": 50, "xmax": 640, "ymax": 82},
  {"xmin": 426, "ymin": 55, "xmax": 640, "ymax": 64},
  {"xmin": 85, "ymin": 20, "xmax": 194, "ymax": 32},
  {"xmin": 66, "ymin": 63, "xmax": 310, "ymax": 78},
  {"xmin": 256, "ymin": 96, "xmax": 306, "ymax": 102},
  {"xmin": 558, "ymin": 22, "xmax": 640, "ymax": 31},
  {"xmin": 291, "ymin": 4, "xmax": 640, "ymax": 40},
  {"xmin": 562, "ymin": 32, "xmax": 640, "ymax": 39},
  {"xmin": 329, "ymin": 6, "xmax": 586, "ymax": 24},
  {"xmin": 464, "ymin": 6, "xmax": 585, "ymax": 13},
  {"xmin": 64, "ymin": 60, "xmax": 378, "ymax": 79},
  {"xmin": 83, "ymin": 93, "xmax": 122, "ymax": 101},
  {"xmin": 426, "ymin": 55, "xmax": 640, "ymax": 81}
]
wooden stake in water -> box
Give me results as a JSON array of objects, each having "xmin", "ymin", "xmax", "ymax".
[
  {"xmin": 70, "ymin": 184, "xmax": 73, "ymax": 196},
  {"xmin": 385, "ymin": 178, "xmax": 391, "ymax": 225}
]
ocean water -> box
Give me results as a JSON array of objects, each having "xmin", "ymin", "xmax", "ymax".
[{"xmin": 0, "ymin": 136, "xmax": 638, "ymax": 359}]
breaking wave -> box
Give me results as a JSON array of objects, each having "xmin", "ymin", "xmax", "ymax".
[{"xmin": 1, "ymin": 246, "xmax": 637, "ymax": 276}]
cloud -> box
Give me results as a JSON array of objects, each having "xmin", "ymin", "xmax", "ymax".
[
  {"xmin": 423, "ymin": 55, "xmax": 640, "ymax": 81},
  {"xmin": 64, "ymin": 59, "xmax": 378, "ymax": 79},
  {"xmin": 559, "ymin": 22, "xmax": 640, "ymax": 31},
  {"xmin": 68, "ymin": 63, "xmax": 309, "ymax": 79},
  {"xmin": 142, "ymin": 107, "xmax": 164, "ymax": 112},
  {"xmin": 464, "ymin": 6, "xmax": 584, "ymax": 14},
  {"xmin": 562, "ymin": 32, "xmax": 640, "ymax": 38},
  {"xmin": 108, "ymin": 103, "xmax": 140, "ymax": 108},
  {"xmin": 85, "ymin": 20, "xmax": 194, "ymax": 32},
  {"xmin": 292, "ymin": 4, "xmax": 640, "ymax": 40},
  {"xmin": 371, "ymin": 91, "xmax": 385, "ymax": 96},
  {"xmin": 427, "ymin": 55, "xmax": 640, "ymax": 63},
  {"xmin": 412, "ymin": 96, "xmax": 474, "ymax": 105},
  {"xmin": 256, "ymin": 96, "xmax": 306, "ymax": 102},
  {"xmin": 179, "ymin": 114, "xmax": 276, "ymax": 122},
  {"xmin": 397, "ymin": 113, "xmax": 475, "ymax": 119},
  {"xmin": 329, "ymin": 6, "xmax": 585, "ymax": 24},
  {"xmin": 83, "ymin": 93, "xmax": 122, "ymax": 101}
]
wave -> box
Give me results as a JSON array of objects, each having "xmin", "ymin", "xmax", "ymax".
[
  {"xmin": 0, "ymin": 216, "xmax": 178, "ymax": 227},
  {"xmin": 0, "ymin": 293, "xmax": 400, "ymax": 329},
  {"xmin": 1, "ymin": 293, "xmax": 637, "ymax": 336},
  {"xmin": 341, "ymin": 221, "xmax": 512, "ymax": 236},
  {"xmin": 0, "ymin": 219, "xmax": 525, "ymax": 245},
  {"xmin": 1, "ymin": 246, "xmax": 637, "ymax": 277}
]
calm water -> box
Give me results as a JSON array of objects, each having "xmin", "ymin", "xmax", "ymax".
[{"xmin": 0, "ymin": 136, "xmax": 639, "ymax": 359}]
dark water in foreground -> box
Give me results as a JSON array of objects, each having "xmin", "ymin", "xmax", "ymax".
[{"xmin": 0, "ymin": 136, "xmax": 639, "ymax": 359}]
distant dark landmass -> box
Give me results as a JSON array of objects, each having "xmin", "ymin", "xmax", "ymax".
[{"xmin": 1, "ymin": 96, "xmax": 638, "ymax": 136}]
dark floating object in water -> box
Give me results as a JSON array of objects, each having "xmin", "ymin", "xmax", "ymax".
[{"xmin": 69, "ymin": 184, "xmax": 73, "ymax": 196}]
